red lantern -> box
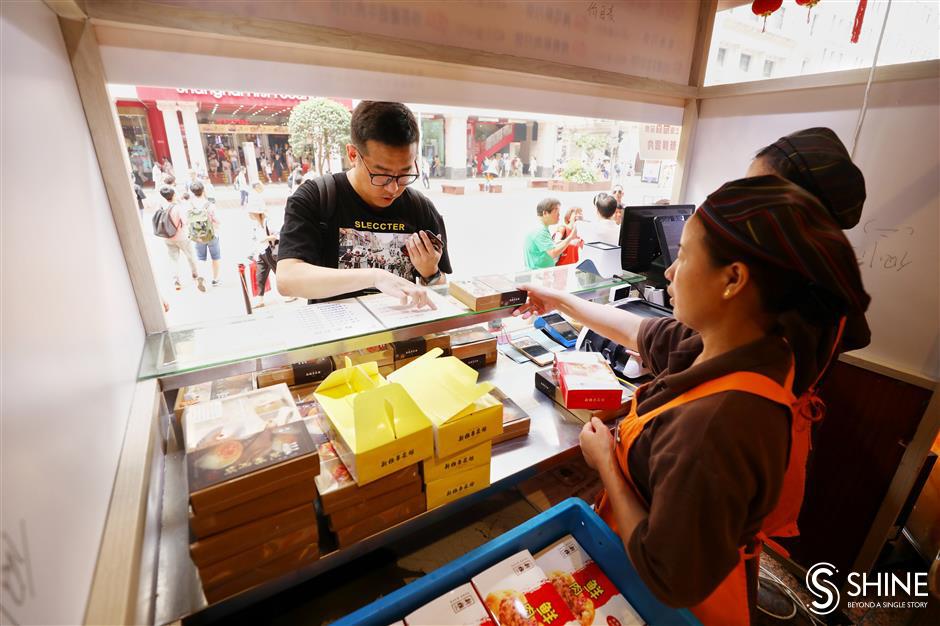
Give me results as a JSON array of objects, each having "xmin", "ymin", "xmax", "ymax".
[
  {"xmin": 795, "ymin": 0, "xmax": 820, "ymax": 24},
  {"xmin": 851, "ymin": 0, "xmax": 868, "ymax": 43},
  {"xmin": 752, "ymin": 0, "xmax": 783, "ymax": 33}
]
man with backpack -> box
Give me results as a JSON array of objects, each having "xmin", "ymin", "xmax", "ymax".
[
  {"xmin": 277, "ymin": 101, "xmax": 451, "ymax": 307},
  {"xmin": 153, "ymin": 186, "xmax": 205, "ymax": 292},
  {"xmin": 187, "ymin": 181, "xmax": 222, "ymax": 287}
]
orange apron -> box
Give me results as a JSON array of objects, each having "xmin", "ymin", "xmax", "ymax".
[{"xmin": 596, "ymin": 321, "xmax": 846, "ymax": 624}]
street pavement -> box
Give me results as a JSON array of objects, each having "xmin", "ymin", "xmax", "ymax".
[{"xmin": 141, "ymin": 174, "xmax": 673, "ymax": 328}]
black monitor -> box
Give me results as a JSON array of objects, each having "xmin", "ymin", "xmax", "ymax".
[
  {"xmin": 654, "ymin": 213, "xmax": 689, "ymax": 267},
  {"xmin": 619, "ymin": 204, "xmax": 695, "ymax": 277}
]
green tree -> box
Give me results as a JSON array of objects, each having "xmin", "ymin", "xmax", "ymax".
[
  {"xmin": 574, "ymin": 133, "xmax": 608, "ymax": 163},
  {"xmin": 288, "ymin": 98, "xmax": 352, "ymax": 175},
  {"xmin": 561, "ymin": 159, "xmax": 597, "ymax": 183}
]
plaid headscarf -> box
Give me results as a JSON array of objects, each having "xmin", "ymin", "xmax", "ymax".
[
  {"xmin": 763, "ymin": 127, "xmax": 866, "ymax": 229},
  {"xmin": 697, "ymin": 176, "xmax": 871, "ymax": 391}
]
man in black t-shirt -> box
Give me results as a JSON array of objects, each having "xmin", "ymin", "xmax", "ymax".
[{"xmin": 277, "ymin": 102, "xmax": 451, "ymax": 307}]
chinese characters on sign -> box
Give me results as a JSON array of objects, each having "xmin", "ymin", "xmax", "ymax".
[{"xmin": 853, "ymin": 219, "xmax": 916, "ymax": 273}]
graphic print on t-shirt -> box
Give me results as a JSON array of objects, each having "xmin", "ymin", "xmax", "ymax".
[{"xmin": 338, "ymin": 227, "xmax": 415, "ymax": 279}]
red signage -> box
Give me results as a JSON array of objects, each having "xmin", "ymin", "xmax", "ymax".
[{"xmin": 134, "ymin": 87, "xmax": 352, "ymax": 110}]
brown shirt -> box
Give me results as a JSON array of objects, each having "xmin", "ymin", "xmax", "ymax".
[{"xmin": 626, "ymin": 317, "xmax": 792, "ymax": 620}]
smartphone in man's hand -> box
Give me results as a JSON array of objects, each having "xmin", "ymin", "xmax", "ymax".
[{"xmin": 401, "ymin": 231, "xmax": 444, "ymax": 256}]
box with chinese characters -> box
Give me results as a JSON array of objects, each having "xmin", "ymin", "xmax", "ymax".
[
  {"xmin": 425, "ymin": 462, "xmax": 490, "ymax": 510},
  {"xmin": 174, "ymin": 372, "xmax": 256, "ymax": 422},
  {"xmin": 534, "ymin": 535, "xmax": 644, "ymax": 626},
  {"xmin": 182, "ymin": 384, "xmax": 319, "ymax": 515},
  {"xmin": 393, "ymin": 332, "xmax": 452, "ymax": 370},
  {"xmin": 404, "ymin": 582, "xmax": 496, "ymax": 625},
  {"xmin": 314, "ymin": 359, "xmax": 434, "ymax": 485},
  {"xmin": 423, "ymin": 441, "xmax": 491, "ymax": 483},
  {"xmin": 534, "ymin": 368, "xmax": 630, "ymax": 424},
  {"xmin": 554, "ymin": 352, "xmax": 622, "ymax": 410},
  {"xmin": 333, "ymin": 343, "xmax": 395, "ymax": 376},
  {"xmin": 388, "ymin": 349, "xmax": 503, "ymax": 459},
  {"xmin": 448, "ymin": 275, "xmax": 526, "ymax": 312},
  {"xmin": 471, "ymin": 550, "xmax": 577, "ymax": 626},
  {"xmin": 449, "ymin": 327, "xmax": 498, "ymax": 370}
]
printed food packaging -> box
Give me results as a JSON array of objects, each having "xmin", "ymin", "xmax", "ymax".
[
  {"xmin": 174, "ymin": 372, "xmax": 256, "ymax": 420},
  {"xmin": 182, "ymin": 385, "xmax": 319, "ymax": 514},
  {"xmin": 450, "ymin": 327, "xmax": 498, "ymax": 369},
  {"xmin": 315, "ymin": 444, "xmax": 422, "ymax": 515},
  {"xmin": 405, "ymin": 582, "xmax": 496, "ymax": 625},
  {"xmin": 448, "ymin": 276, "xmax": 526, "ymax": 311},
  {"xmin": 314, "ymin": 359, "xmax": 433, "ymax": 485},
  {"xmin": 423, "ymin": 440, "xmax": 492, "ymax": 483},
  {"xmin": 471, "ymin": 550, "xmax": 577, "ymax": 626},
  {"xmin": 534, "ymin": 535, "xmax": 644, "ymax": 626},
  {"xmin": 554, "ymin": 352, "xmax": 622, "ymax": 410},
  {"xmin": 425, "ymin": 463, "xmax": 491, "ymax": 510},
  {"xmin": 388, "ymin": 349, "xmax": 502, "ymax": 458}
]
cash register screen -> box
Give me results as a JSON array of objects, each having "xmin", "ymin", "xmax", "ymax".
[
  {"xmin": 619, "ymin": 204, "xmax": 694, "ymax": 272},
  {"xmin": 653, "ymin": 214, "xmax": 689, "ymax": 267}
]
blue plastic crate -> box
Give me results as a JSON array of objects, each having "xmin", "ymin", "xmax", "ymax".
[{"xmin": 334, "ymin": 497, "xmax": 699, "ymax": 625}]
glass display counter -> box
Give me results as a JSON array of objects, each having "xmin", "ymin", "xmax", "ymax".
[
  {"xmin": 140, "ymin": 267, "xmax": 643, "ymax": 390},
  {"xmin": 147, "ymin": 267, "xmax": 645, "ymax": 623}
]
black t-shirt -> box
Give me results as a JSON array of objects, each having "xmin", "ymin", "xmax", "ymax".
[{"xmin": 278, "ymin": 172, "xmax": 452, "ymax": 298}]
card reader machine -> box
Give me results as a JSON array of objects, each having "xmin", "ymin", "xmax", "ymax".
[{"xmin": 534, "ymin": 313, "xmax": 580, "ymax": 348}]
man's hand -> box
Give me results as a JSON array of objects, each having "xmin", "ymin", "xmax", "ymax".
[
  {"xmin": 406, "ymin": 231, "xmax": 442, "ymax": 280},
  {"xmin": 373, "ymin": 270, "xmax": 437, "ymax": 310}
]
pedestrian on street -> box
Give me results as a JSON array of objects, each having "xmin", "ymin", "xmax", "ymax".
[
  {"xmin": 187, "ymin": 181, "xmax": 222, "ymax": 286},
  {"xmin": 235, "ymin": 167, "xmax": 249, "ymax": 207},
  {"xmin": 159, "ymin": 186, "xmax": 205, "ymax": 293}
]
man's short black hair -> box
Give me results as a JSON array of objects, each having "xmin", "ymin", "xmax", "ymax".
[
  {"xmin": 596, "ymin": 194, "xmax": 618, "ymax": 219},
  {"xmin": 159, "ymin": 186, "xmax": 175, "ymax": 202},
  {"xmin": 351, "ymin": 101, "xmax": 419, "ymax": 153},
  {"xmin": 190, "ymin": 181, "xmax": 204, "ymax": 197}
]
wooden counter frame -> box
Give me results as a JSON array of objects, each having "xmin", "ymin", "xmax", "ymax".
[{"xmin": 48, "ymin": 2, "xmax": 939, "ymax": 621}]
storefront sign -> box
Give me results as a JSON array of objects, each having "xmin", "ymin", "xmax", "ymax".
[
  {"xmin": 200, "ymin": 124, "xmax": 288, "ymax": 135},
  {"xmin": 175, "ymin": 88, "xmax": 309, "ymax": 101},
  {"xmin": 639, "ymin": 123, "xmax": 680, "ymax": 161},
  {"xmin": 137, "ymin": 86, "xmax": 330, "ymax": 109}
]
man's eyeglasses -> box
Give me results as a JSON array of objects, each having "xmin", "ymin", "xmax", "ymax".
[{"xmin": 359, "ymin": 155, "xmax": 420, "ymax": 187}]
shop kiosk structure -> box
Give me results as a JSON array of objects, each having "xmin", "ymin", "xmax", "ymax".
[{"xmin": 3, "ymin": 2, "xmax": 938, "ymax": 625}]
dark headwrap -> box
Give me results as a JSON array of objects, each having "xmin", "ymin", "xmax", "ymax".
[
  {"xmin": 762, "ymin": 127, "xmax": 866, "ymax": 229},
  {"xmin": 697, "ymin": 176, "xmax": 871, "ymax": 393}
]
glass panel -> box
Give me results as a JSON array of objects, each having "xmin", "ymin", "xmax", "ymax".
[
  {"xmin": 705, "ymin": 1, "xmax": 940, "ymax": 86},
  {"xmin": 138, "ymin": 266, "xmax": 644, "ymax": 380}
]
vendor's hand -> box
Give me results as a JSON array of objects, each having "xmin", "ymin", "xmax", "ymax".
[
  {"xmin": 580, "ymin": 417, "xmax": 615, "ymax": 472},
  {"xmin": 373, "ymin": 270, "xmax": 436, "ymax": 310},
  {"xmin": 406, "ymin": 231, "xmax": 443, "ymax": 280},
  {"xmin": 568, "ymin": 237, "xmax": 581, "ymax": 247},
  {"xmin": 512, "ymin": 284, "xmax": 567, "ymax": 319}
]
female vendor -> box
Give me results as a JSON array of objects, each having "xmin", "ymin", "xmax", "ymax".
[{"xmin": 514, "ymin": 130, "xmax": 869, "ymax": 625}]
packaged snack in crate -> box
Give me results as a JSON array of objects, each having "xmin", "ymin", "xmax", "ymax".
[
  {"xmin": 534, "ymin": 535, "xmax": 644, "ymax": 626},
  {"xmin": 406, "ymin": 582, "xmax": 496, "ymax": 625},
  {"xmin": 471, "ymin": 550, "xmax": 577, "ymax": 626}
]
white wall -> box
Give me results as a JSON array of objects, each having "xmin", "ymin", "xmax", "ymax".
[
  {"xmin": 684, "ymin": 77, "xmax": 940, "ymax": 381},
  {"xmin": 1, "ymin": 3, "xmax": 145, "ymax": 624}
]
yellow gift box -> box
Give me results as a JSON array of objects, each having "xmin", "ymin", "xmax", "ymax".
[
  {"xmin": 422, "ymin": 440, "xmax": 492, "ymax": 483},
  {"xmin": 388, "ymin": 349, "xmax": 503, "ymax": 458},
  {"xmin": 314, "ymin": 359, "xmax": 434, "ymax": 486},
  {"xmin": 425, "ymin": 463, "xmax": 491, "ymax": 510}
]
